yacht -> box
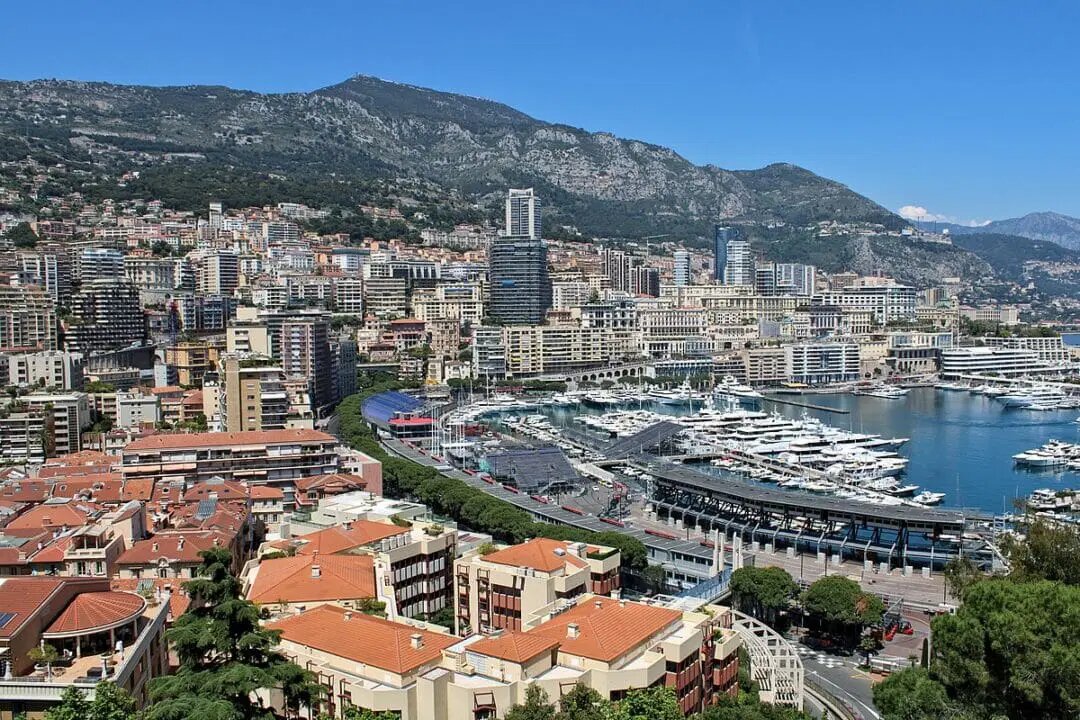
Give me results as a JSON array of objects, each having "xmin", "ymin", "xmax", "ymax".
[
  {"xmin": 913, "ymin": 491, "xmax": 946, "ymax": 505},
  {"xmin": 998, "ymin": 385, "xmax": 1067, "ymax": 408},
  {"xmin": 648, "ymin": 379, "xmax": 703, "ymax": 406},
  {"xmin": 713, "ymin": 376, "xmax": 764, "ymax": 406},
  {"xmin": 935, "ymin": 381, "xmax": 969, "ymax": 391},
  {"xmin": 853, "ymin": 384, "xmax": 909, "ymax": 399}
]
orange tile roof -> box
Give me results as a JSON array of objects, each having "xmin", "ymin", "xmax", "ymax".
[
  {"xmin": 121, "ymin": 478, "xmax": 155, "ymax": 501},
  {"xmin": 270, "ymin": 604, "xmax": 457, "ymax": 674},
  {"xmin": 110, "ymin": 578, "xmax": 190, "ymax": 619},
  {"xmin": 250, "ymin": 486, "xmax": 284, "ymax": 499},
  {"xmin": 248, "ymin": 554, "xmax": 375, "ymax": 604},
  {"xmin": 6, "ymin": 503, "xmax": 93, "ymax": 531},
  {"xmin": 45, "ymin": 591, "xmax": 145, "ymax": 635},
  {"xmin": 182, "ymin": 479, "xmax": 249, "ymax": 502},
  {"xmin": 468, "ymin": 632, "xmax": 560, "ymax": 664},
  {"xmin": 39, "ymin": 451, "xmax": 114, "ymax": 478},
  {"xmin": 28, "ymin": 535, "xmax": 75, "ymax": 564},
  {"xmin": 294, "ymin": 473, "xmax": 368, "ymax": 493},
  {"xmin": 124, "ymin": 429, "xmax": 334, "ymax": 451},
  {"xmin": 117, "ymin": 530, "xmax": 232, "ymax": 565},
  {"xmin": 0, "ymin": 481, "xmax": 51, "ymax": 503},
  {"xmin": 0, "ymin": 577, "xmax": 64, "ymax": 637},
  {"xmin": 483, "ymin": 538, "xmax": 588, "ymax": 573},
  {"xmin": 526, "ymin": 597, "xmax": 681, "ymax": 662},
  {"xmin": 294, "ymin": 521, "xmax": 407, "ymax": 556}
]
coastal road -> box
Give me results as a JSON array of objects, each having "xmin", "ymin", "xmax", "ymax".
[{"xmin": 798, "ymin": 647, "xmax": 881, "ymax": 720}]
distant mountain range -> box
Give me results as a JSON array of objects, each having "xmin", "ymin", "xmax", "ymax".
[
  {"xmin": 939, "ymin": 212, "xmax": 1080, "ymax": 251},
  {"xmin": 0, "ymin": 74, "xmax": 1077, "ymax": 299}
]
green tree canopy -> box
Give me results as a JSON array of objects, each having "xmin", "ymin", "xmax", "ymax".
[
  {"xmin": 5, "ymin": 221, "xmax": 38, "ymax": 248},
  {"xmin": 505, "ymin": 685, "xmax": 556, "ymax": 720},
  {"xmin": 872, "ymin": 667, "xmax": 951, "ymax": 720},
  {"xmin": 45, "ymin": 683, "xmax": 136, "ymax": 720},
  {"xmin": 1001, "ymin": 520, "xmax": 1080, "ymax": 585},
  {"xmin": 929, "ymin": 578, "xmax": 1080, "ymax": 719},
  {"xmin": 801, "ymin": 575, "xmax": 884, "ymax": 627},
  {"xmin": 606, "ymin": 686, "xmax": 683, "ymax": 720},
  {"xmin": 146, "ymin": 548, "xmax": 322, "ymax": 720},
  {"xmin": 730, "ymin": 566, "xmax": 798, "ymax": 624}
]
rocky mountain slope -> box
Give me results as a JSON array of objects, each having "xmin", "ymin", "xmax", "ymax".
[
  {"xmin": 942, "ymin": 212, "xmax": 1080, "ymax": 251},
  {"xmin": 0, "ymin": 74, "xmax": 1061, "ymax": 291},
  {"xmin": 0, "ymin": 76, "xmax": 899, "ymax": 234}
]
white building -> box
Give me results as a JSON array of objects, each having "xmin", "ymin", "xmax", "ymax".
[
  {"xmin": 813, "ymin": 283, "xmax": 917, "ymax": 324},
  {"xmin": 7, "ymin": 351, "xmax": 84, "ymax": 390},
  {"xmin": 939, "ymin": 347, "xmax": 1045, "ymax": 377},
  {"xmin": 786, "ymin": 342, "xmax": 860, "ymax": 385},
  {"xmin": 504, "ymin": 188, "xmax": 541, "ymax": 239},
  {"xmin": 723, "ymin": 238, "xmax": 755, "ymax": 286}
]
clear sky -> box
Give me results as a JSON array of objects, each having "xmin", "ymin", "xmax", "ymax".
[{"xmin": 4, "ymin": 1, "xmax": 1077, "ymax": 224}]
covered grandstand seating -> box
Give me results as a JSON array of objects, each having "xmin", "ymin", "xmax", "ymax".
[
  {"xmin": 485, "ymin": 447, "xmax": 578, "ymax": 493},
  {"xmin": 361, "ymin": 391, "xmax": 426, "ymax": 427}
]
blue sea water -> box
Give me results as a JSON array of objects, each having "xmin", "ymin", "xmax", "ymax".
[
  {"xmin": 759, "ymin": 389, "xmax": 1079, "ymax": 514},
  {"xmin": 542, "ymin": 388, "xmax": 1080, "ymax": 514}
]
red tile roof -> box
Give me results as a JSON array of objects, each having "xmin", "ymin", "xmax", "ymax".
[
  {"xmin": 0, "ymin": 577, "xmax": 64, "ymax": 637},
  {"xmin": 526, "ymin": 597, "xmax": 681, "ymax": 662},
  {"xmin": 39, "ymin": 451, "xmax": 114, "ymax": 478},
  {"xmin": 294, "ymin": 521, "xmax": 407, "ymax": 556},
  {"xmin": 6, "ymin": 503, "xmax": 94, "ymax": 531},
  {"xmin": 270, "ymin": 604, "xmax": 457, "ymax": 674},
  {"xmin": 483, "ymin": 538, "xmax": 589, "ymax": 573},
  {"xmin": 45, "ymin": 591, "xmax": 145, "ymax": 636},
  {"xmin": 247, "ymin": 554, "xmax": 376, "ymax": 604},
  {"xmin": 468, "ymin": 632, "xmax": 560, "ymax": 664},
  {"xmin": 111, "ymin": 578, "xmax": 190, "ymax": 619},
  {"xmin": 121, "ymin": 479, "xmax": 155, "ymax": 502},
  {"xmin": 250, "ymin": 486, "xmax": 284, "ymax": 500},
  {"xmin": 124, "ymin": 429, "xmax": 334, "ymax": 451},
  {"xmin": 117, "ymin": 531, "xmax": 232, "ymax": 565},
  {"xmin": 182, "ymin": 479, "xmax": 249, "ymax": 502}
]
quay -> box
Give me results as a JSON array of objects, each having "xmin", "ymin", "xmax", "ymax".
[{"xmin": 762, "ymin": 396, "xmax": 849, "ymax": 414}]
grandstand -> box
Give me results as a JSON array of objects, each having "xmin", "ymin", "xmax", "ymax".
[
  {"xmin": 485, "ymin": 447, "xmax": 579, "ymax": 494},
  {"xmin": 361, "ymin": 391, "xmax": 428, "ymax": 429},
  {"xmin": 604, "ymin": 421, "xmax": 685, "ymax": 459}
]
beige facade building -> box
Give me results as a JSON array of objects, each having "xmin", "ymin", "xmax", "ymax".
[
  {"xmin": 454, "ymin": 538, "xmax": 621, "ymax": 636},
  {"xmin": 269, "ymin": 594, "xmax": 741, "ymax": 720}
]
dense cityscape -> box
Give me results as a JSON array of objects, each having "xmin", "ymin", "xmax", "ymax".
[
  {"xmin": 0, "ymin": 179, "xmax": 1076, "ymax": 720},
  {"xmin": 1, "ymin": 4, "xmax": 1079, "ymax": 719}
]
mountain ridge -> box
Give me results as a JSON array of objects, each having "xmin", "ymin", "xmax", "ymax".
[{"xmin": 939, "ymin": 211, "xmax": 1080, "ymax": 251}]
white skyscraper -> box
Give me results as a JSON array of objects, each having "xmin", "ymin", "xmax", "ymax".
[
  {"xmin": 673, "ymin": 250, "xmax": 691, "ymax": 286},
  {"xmin": 504, "ymin": 188, "xmax": 542, "ymax": 239},
  {"xmin": 723, "ymin": 238, "xmax": 755, "ymax": 286}
]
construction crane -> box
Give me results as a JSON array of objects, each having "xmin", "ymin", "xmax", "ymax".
[{"xmin": 638, "ymin": 234, "xmax": 671, "ymax": 260}]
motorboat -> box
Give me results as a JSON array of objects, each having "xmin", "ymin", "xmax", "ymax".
[
  {"xmin": 912, "ymin": 491, "xmax": 946, "ymax": 505},
  {"xmin": 853, "ymin": 384, "xmax": 909, "ymax": 399}
]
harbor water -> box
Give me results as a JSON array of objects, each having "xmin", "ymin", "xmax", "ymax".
[{"xmin": 539, "ymin": 388, "xmax": 1079, "ymax": 514}]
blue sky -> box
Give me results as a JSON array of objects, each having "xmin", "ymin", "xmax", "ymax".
[{"xmin": 4, "ymin": 1, "xmax": 1078, "ymax": 223}]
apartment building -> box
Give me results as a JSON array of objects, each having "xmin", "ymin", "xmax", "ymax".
[
  {"xmin": 165, "ymin": 340, "xmax": 213, "ymax": 386},
  {"xmin": 63, "ymin": 280, "xmax": 147, "ymax": 354},
  {"xmin": 0, "ymin": 282, "xmax": 58, "ymax": 352},
  {"xmin": 982, "ymin": 335, "xmax": 1071, "ymax": 367},
  {"xmin": 0, "ymin": 408, "xmax": 46, "ymax": 463},
  {"xmin": 22, "ymin": 392, "xmax": 91, "ymax": 456},
  {"xmin": 0, "ymin": 577, "xmax": 169, "ymax": 715},
  {"xmin": 500, "ymin": 324, "xmax": 636, "ymax": 377},
  {"xmin": 412, "ymin": 283, "xmax": 484, "ymax": 324},
  {"xmin": 6, "ymin": 351, "xmax": 84, "ymax": 390},
  {"xmin": 454, "ymin": 538, "xmax": 621, "ymax": 635},
  {"xmin": 959, "ymin": 304, "xmax": 1020, "ymax": 326},
  {"xmin": 219, "ymin": 356, "xmax": 290, "ymax": 432},
  {"xmin": 812, "ymin": 283, "xmax": 917, "ymax": 324},
  {"xmin": 269, "ymin": 594, "xmax": 741, "ymax": 720},
  {"xmin": 785, "ymin": 342, "xmax": 860, "ymax": 385},
  {"xmin": 259, "ymin": 517, "xmax": 456, "ymax": 619},
  {"xmin": 119, "ymin": 429, "xmax": 339, "ymax": 488}
]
